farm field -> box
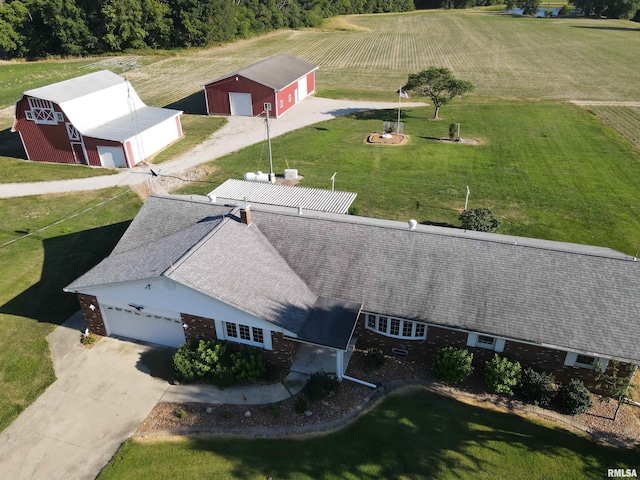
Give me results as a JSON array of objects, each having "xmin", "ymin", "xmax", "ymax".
[
  {"xmin": 180, "ymin": 100, "xmax": 640, "ymax": 256},
  {"xmin": 587, "ymin": 106, "xmax": 640, "ymax": 150},
  {"xmin": 98, "ymin": 389, "xmax": 638, "ymax": 480}
]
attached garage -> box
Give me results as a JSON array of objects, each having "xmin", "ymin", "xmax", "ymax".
[
  {"xmin": 101, "ymin": 304, "xmax": 185, "ymax": 348},
  {"xmin": 202, "ymin": 53, "xmax": 318, "ymax": 118}
]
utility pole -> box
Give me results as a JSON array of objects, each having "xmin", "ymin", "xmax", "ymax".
[
  {"xmin": 331, "ymin": 172, "xmax": 337, "ymax": 191},
  {"xmin": 265, "ymin": 106, "xmax": 275, "ymax": 183},
  {"xmin": 464, "ymin": 186, "xmax": 471, "ymax": 211}
]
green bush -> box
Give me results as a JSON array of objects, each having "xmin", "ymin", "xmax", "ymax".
[
  {"xmin": 364, "ymin": 347, "xmax": 385, "ymax": 372},
  {"xmin": 484, "ymin": 354, "xmax": 521, "ymax": 396},
  {"xmin": 558, "ymin": 379, "xmax": 593, "ymax": 415},
  {"xmin": 517, "ymin": 367, "xmax": 556, "ymax": 408},
  {"xmin": 306, "ymin": 370, "xmax": 340, "ymax": 401},
  {"xmin": 173, "ymin": 340, "xmax": 231, "ymax": 383},
  {"xmin": 459, "ymin": 208, "xmax": 500, "ymax": 232},
  {"xmin": 558, "ymin": 4, "xmax": 571, "ymax": 15},
  {"xmin": 230, "ymin": 346, "xmax": 267, "ymax": 382},
  {"xmin": 294, "ymin": 395, "xmax": 310, "ymax": 414},
  {"xmin": 432, "ymin": 346, "xmax": 474, "ymax": 384}
]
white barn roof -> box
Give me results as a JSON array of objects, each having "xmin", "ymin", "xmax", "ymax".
[
  {"xmin": 22, "ymin": 70, "xmax": 181, "ymax": 136},
  {"xmin": 209, "ymin": 179, "xmax": 357, "ymax": 214}
]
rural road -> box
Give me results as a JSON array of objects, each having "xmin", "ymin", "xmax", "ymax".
[{"xmin": 0, "ymin": 97, "xmax": 424, "ymax": 198}]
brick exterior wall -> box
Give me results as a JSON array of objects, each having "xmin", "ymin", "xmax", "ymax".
[
  {"xmin": 353, "ymin": 314, "xmax": 634, "ymax": 388},
  {"xmin": 261, "ymin": 332, "xmax": 300, "ymax": 369},
  {"xmin": 77, "ymin": 294, "xmax": 107, "ymax": 336},
  {"xmin": 181, "ymin": 313, "xmax": 218, "ymax": 343}
]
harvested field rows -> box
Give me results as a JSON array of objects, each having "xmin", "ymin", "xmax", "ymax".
[
  {"xmin": 122, "ymin": 11, "xmax": 639, "ymax": 110},
  {"xmin": 589, "ymin": 106, "xmax": 640, "ymax": 150}
]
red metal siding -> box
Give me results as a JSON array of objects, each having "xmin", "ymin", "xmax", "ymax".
[
  {"xmin": 204, "ymin": 76, "xmax": 275, "ymax": 116},
  {"xmin": 276, "ymin": 82, "xmax": 299, "ymax": 117},
  {"xmin": 175, "ymin": 116, "xmax": 183, "ymax": 137},
  {"xmin": 14, "ymin": 97, "xmax": 77, "ymax": 164}
]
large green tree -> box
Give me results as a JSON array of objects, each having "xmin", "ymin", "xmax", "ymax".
[{"xmin": 403, "ymin": 67, "xmax": 474, "ymax": 119}]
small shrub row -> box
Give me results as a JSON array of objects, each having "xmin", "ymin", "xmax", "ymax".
[
  {"xmin": 430, "ymin": 347, "xmax": 592, "ymax": 415},
  {"xmin": 172, "ymin": 340, "xmax": 268, "ymax": 386},
  {"xmin": 305, "ymin": 370, "xmax": 340, "ymax": 401}
]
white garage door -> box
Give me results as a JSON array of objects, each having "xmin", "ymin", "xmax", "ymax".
[
  {"xmin": 98, "ymin": 146, "xmax": 126, "ymax": 168},
  {"xmin": 229, "ymin": 92, "xmax": 253, "ymax": 116},
  {"xmin": 102, "ymin": 305, "xmax": 185, "ymax": 348},
  {"xmin": 297, "ymin": 77, "xmax": 308, "ymax": 101}
]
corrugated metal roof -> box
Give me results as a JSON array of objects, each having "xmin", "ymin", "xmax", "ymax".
[
  {"xmin": 209, "ymin": 179, "xmax": 357, "ymax": 214},
  {"xmin": 204, "ymin": 53, "xmax": 318, "ymax": 91}
]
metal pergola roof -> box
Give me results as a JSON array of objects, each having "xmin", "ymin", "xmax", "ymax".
[{"xmin": 208, "ymin": 179, "xmax": 357, "ymax": 214}]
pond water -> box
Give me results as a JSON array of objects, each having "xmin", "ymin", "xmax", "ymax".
[{"xmin": 508, "ymin": 7, "xmax": 561, "ymax": 17}]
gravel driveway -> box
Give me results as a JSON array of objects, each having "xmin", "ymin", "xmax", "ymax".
[{"xmin": 0, "ymin": 97, "xmax": 424, "ymax": 198}]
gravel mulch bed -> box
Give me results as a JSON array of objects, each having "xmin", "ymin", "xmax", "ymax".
[{"xmin": 135, "ymin": 349, "xmax": 640, "ymax": 448}]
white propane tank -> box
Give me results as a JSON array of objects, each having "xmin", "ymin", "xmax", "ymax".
[{"xmin": 244, "ymin": 171, "xmax": 270, "ymax": 182}]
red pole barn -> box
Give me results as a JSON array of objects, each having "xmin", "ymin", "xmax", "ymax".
[
  {"xmin": 202, "ymin": 53, "xmax": 318, "ymax": 118},
  {"xmin": 12, "ymin": 70, "xmax": 183, "ymax": 168}
]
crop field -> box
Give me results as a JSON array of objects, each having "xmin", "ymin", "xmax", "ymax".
[{"xmin": 587, "ymin": 106, "xmax": 640, "ymax": 150}]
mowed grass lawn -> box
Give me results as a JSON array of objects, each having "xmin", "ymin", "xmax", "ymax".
[
  {"xmin": 99, "ymin": 389, "xmax": 639, "ymax": 480},
  {"xmin": 0, "ymin": 190, "xmax": 142, "ymax": 431},
  {"xmin": 181, "ymin": 99, "xmax": 640, "ymax": 255}
]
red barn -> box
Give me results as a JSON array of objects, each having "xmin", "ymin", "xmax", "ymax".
[
  {"xmin": 12, "ymin": 70, "xmax": 183, "ymax": 168},
  {"xmin": 202, "ymin": 53, "xmax": 318, "ymax": 118}
]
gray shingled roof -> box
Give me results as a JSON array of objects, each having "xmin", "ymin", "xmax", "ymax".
[
  {"xmin": 66, "ymin": 197, "xmax": 232, "ymax": 291},
  {"xmin": 166, "ymin": 217, "xmax": 317, "ymax": 332},
  {"xmin": 23, "ymin": 70, "xmax": 124, "ymax": 104},
  {"xmin": 251, "ymin": 209, "xmax": 640, "ymax": 362},
  {"xmin": 204, "ymin": 54, "xmax": 318, "ymax": 91}
]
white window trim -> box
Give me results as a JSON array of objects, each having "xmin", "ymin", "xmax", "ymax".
[
  {"xmin": 467, "ymin": 333, "xmax": 505, "ymax": 352},
  {"xmin": 25, "ymin": 110, "xmax": 34, "ymax": 120},
  {"xmin": 564, "ymin": 352, "xmax": 608, "ymax": 371},
  {"xmin": 223, "ymin": 321, "xmax": 266, "ymax": 348},
  {"xmin": 364, "ymin": 312, "xmax": 427, "ymax": 340},
  {"xmin": 279, "ymin": 99, "xmax": 284, "ymax": 108},
  {"xmin": 55, "ymin": 112, "xmax": 64, "ymax": 122}
]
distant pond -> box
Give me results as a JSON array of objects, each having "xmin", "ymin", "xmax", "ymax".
[{"xmin": 507, "ymin": 7, "xmax": 561, "ymax": 17}]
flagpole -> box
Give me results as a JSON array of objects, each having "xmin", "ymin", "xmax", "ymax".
[{"xmin": 397, "ymin": 88, "xmax": 402, "ymax": 128}]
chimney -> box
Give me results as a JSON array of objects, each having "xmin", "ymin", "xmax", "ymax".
[{"xmin": 240, "ymin": 206, "xmax": 251, "ymax": 225}]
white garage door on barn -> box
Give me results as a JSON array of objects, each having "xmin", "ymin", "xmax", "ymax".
[
  {"xmin": 229, "ymin": 92, "xmax": 253, "ymax": 116},
  {"xmin": 101, "ymin": 304, "xmax": 185, "ymax": 348},
  {"xmin": 97, "ymin": 146, "xmax": 126, "ymax": 168}
]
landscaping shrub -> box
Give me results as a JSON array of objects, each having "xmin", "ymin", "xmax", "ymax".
[
  {"xmin": 173, "ymin": 343, "xmax": 199, "ymax": 382},
  {"xmin": 173, "ymin": 340, "xmax": 233, "ymax": 384},
  {"xmin": 432, "ymin": 346, "xmax": 474, "ymax": 384},
  {"xmin": 484, "ymin": 354, "xmax": 521, "ymax": 395},
  {"xmin": 230, "ymin": 346, "xmax": 267, "ymax": 382},
  {"xmin": 459, "ymin": 208, "xmax": 500, "ymax": 232},
  {"xmin": 294, "ymin": 395, "xmax": 310, "ymax": 414},
  {"xmin": 517, "ymin": 367, "xmax": 556, "ymax": 408},
  {"xmin": 305, "ymin": 370, "xmax": 340, "ymax": 401},
  {"xmin": 558, "ymin": 379, "xmax": 593, "ymax": 415},
  {"xmin": 364, "ymin": 347, "xmax": 385, "ymax": 372}
]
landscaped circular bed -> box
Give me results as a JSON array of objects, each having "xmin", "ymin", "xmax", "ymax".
[{"xmin": 366, "ymin": 133, "xmax": 408, "ymax": 145}]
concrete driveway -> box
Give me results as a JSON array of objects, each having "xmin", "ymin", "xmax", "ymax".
[
  {"xmin": 0, "ymin": 97, "xmax": 424, "ymax": 198},
  {"xmin": 0, "ymin": 312, "xmax": 172, "ymax": 480}
]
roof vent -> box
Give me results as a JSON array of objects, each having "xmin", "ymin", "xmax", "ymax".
[
  {"xmin": 207, "ymin": 194, "xmax": 216, "ymax": 203},
  {"xmin": 408, "ymin": 219, "xmax": 417, "ymax": 231}
]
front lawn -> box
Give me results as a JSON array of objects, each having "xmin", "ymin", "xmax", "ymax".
[
  {"xmin": 0, "ymin": 189, "xmax": 142, "ymax": 432},
  {"xmin": 99, "ymin": 389, "xmax": 638, "ymax": 479},
  {"xmin": 179, "ymin": 99, "xmax": 640, "ymax": 255}
]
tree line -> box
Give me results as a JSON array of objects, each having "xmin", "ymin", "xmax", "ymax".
[
  {"xmin": 0, "ymin": 0, "xmax": 415, "ymax": 59},
  {"xmin": 415, "ymin": 0, "xmax": 639, "ymax": 20}
]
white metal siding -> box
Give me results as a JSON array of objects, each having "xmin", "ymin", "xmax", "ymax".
[{"xmin": 127, "ymin": 116, "xmax": 181, "ymax": 165}]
